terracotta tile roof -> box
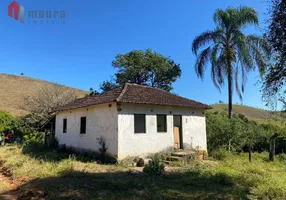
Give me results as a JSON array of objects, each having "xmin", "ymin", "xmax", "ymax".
[{"xmin": 53, "ymin": 83, "xmax": 211, "ymax": 112}]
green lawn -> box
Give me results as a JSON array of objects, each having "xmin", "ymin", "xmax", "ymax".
[{"xmin": 1, "ymin": 145, "xmax": 286, "ymax": 199}]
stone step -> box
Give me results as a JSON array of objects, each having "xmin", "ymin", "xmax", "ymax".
[
  {"xmin": 171, "ymin": 151, "xmax": 195, "ymax": 157},
  {"xmin": 163, "ymin": 160, "xmax": 172, "ymax": 165},
  {"xmin": 166, "ymin": 156, "xmax": 182, "ymax": 161}
]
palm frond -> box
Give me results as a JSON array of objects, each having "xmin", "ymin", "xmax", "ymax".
[
  {"xmin": 213, "ymin": 8, "xmax": 226, "ymax": 27},
  {"xmin": 214, "ymin": 53, "xmax": 228, "ymax": 86},
  {"xmin": 210, "ymin": 44, "xmax": 223, "ymax": 91},
  {"xmin": 195, "ymin": 47, "xmax": 212, "ymax": 79},
  {"xmin": 192, "ymin": 31, "xmax": 217, "ymax": 55},
  {"xmin": 235, "ymin": 7, "xmax": 259, "ymax": 29},
  {"xmin": 214, "ymin": 8, "xmax": 233, "ymax": 29},
  {"xmin": 235, "ymin": 65, "xmax": 243, "ymax": 101},
  {"xmin": 241, "ymin": 65, "xmax": 247, "ymax": 93},
  {"xmin": 233, "ymin": 31, "xmax": 255, "ymax": 71},
  {"xmin": 247, "ymin": 35, "xmax": 272, "ymax": 58},
  {"xmin": 249, "ymin": 45, "xmax": 267, "ymax": 76}
]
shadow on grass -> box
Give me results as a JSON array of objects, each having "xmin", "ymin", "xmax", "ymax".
[
  {"xmin": 21, "ymin": 144, "xmax": 102, "ymax": 163},
  {"xmin": 1, "ymin": 169, "xmax": 251, "ymax": 200}
]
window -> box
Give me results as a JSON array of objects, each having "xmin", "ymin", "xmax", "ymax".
[
  {"xmin": 157, "ymin": 114, "xmax": 167, "ymax": 132},
  {"xmin": 63, "ymin": 118, "xmax": 67, "ymax": 133},
  {"xmin": 134, "ymin": 114, "xmax": 146, "ymax": 133},
  {"xmin": 80, "ymin": 117, "xmax": 86, "ymax": 134}
]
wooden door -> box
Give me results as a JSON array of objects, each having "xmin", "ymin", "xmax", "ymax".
[{"xmin": 173, "ymin": 127, "xmax": 180, "ymax": 149}]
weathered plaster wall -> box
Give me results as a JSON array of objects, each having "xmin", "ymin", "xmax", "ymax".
[
  {"xmin": 117, "ymin": 103, "xmax": 207, "ymax": 159},
  {"xmin": 55, "ymin": 103, "xmax": 118, "ymax": 157}
]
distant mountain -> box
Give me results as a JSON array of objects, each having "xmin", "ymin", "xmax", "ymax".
[
  {"xmin": 212, "ymin": 104, "xmax": 286, "ymax": 127},
  {"xmin": 0, "ymin": 74, "xmax": 88, "ymax": 116}
]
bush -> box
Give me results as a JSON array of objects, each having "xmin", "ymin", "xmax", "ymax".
[
  {"xmin": 96, "ymin": 136, "xmax": 108, "ymax": 164},
  {"xmin": 143, "ymin": 156, "xmax": 165, "ymax": 175},
  {"xmin": 210, "ymin": 148, "xmax": 229, "ymax": 161},
  {"xmin": 23, "ymin": 131, "xmax": 44, "ymax": 146},
  {"xmin": 279, "ymin": 153, "xmax": 286, "ymax": 162}
]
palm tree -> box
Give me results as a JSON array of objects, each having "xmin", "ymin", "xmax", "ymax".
[{"xmin": 192, "ymin": 7, "xmax": 270, "ymax": 118}]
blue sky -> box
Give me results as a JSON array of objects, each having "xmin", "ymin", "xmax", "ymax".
[{"xmin": 0, "ymin": 0, "xmax": 274, "ymax": 109}]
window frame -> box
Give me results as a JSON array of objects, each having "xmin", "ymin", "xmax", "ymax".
[
  {"xmin": 134, "ymin": 114, "xmax": 146, "ymax": 134},
  {"xmin": 63, "ymin": 118, "xmax": 67, "ymax": 133},
  {"xmin": 80, "ymin": 116, "xmax": 87, "ymax": 134},
  {"xmin": 157, "ymin": 114, "xmax": 167, "ymax": 133}
]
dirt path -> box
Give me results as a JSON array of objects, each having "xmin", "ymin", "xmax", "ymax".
[
  {"xmin": 0, "ymin": 161, "xmax": 46, "ymax": 200},
  {"xmin": 0, "ymin": 161, "xmax": 19, "ymax": 200}
]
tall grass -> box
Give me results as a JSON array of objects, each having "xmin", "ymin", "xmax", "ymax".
[
  {"xmin": 1, "ymin": 146, "xmax": 286, "ymax": 199},
  {"xmin": 0, "ymin": 146, "xmax": 125, "ymax": 181}
]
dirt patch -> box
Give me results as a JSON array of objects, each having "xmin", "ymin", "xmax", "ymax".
[
  {"xmin": 0, "ymin": 160, "xmax": 47, "ymax": 200},
  {"xmin": 0, "ymin": 161, "xmax": 17, "ymax": 190}
]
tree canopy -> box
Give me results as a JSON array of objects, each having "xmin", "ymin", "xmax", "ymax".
[
  {"xmin": 263, "ymin": 0, "xmax": 286, "ymax": 110},
  {"xmin": 192, "ymin": 7, "xmax": 271, "ymax": 118},
  {"xmin": 100, "ymin": 49, "xmax": 181, "ymax": 92}
]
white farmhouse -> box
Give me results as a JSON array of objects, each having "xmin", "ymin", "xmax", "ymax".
[{"xmin": 53, "ymin": 83, "xmax": 211, "ymax": 160}]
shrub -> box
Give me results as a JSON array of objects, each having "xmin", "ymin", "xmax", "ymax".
[
  {"xmin": 23, "ymin": 131, "xmax": 44, "ymax": 146},
  {"xmin": 143, "ymin": 156, "xmax": 165, "ymax": 175},
  {"xmin": 210, "ymin": 148, "xmax": 229, "ymax": 161},
  {"xmin": 279, "ymin": 153, "xmax": 286, "ymax": 162},
  {"xmin": 96, "ymin": 136, "xmax": 110, "ymax": 164}
]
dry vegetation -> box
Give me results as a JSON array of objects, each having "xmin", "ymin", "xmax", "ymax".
[
  {"xmin": 1, "ymin": 145, "xmax": 286, "ymax": 199},
  {"xmin": 0, "ymin": 74, "xmax": 87, "ymax": 116}
]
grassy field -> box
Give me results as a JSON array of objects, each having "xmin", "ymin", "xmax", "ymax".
[
  {"xmin": 1, "ymin": 146, "xmax": 286, "ymax": 199},
  {"xmin": 212, "ymin": 104, "xmax": 286, "ymax": 126},
  {"xmin": 0, "ymin": 74, "xmax": 87, "ymax": 116}
]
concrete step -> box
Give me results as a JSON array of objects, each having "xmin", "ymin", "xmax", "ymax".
[
  {"xmin": 163, "ymin": 160, "xmax": 172, "ymax": 165},
  {"xmin": 166, "ymin": 156, "xmax": 182, "ymax": 161},
  {"xmin": 171, "ymin": 151, "xmax": 195, "ymax": 157}
]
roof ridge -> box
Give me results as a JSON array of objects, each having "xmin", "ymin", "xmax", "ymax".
[
  {"xmin": 124, "ymin": 83, "xmax": 205, "ymax": 104},
  {"xmin": 125, "ymin": 83, "xmax": 172, "ymax": 93},
  {"xmin": 116, "ymin": 83, "xmax": 128, "ymax": 102},
  {"xmin": 53, "ymin": 82, "xmax": 212, "ymax": 112}
]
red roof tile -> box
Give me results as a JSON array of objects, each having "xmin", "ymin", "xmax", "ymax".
[{"xmin": 53, "ymin": 83, "xmax": 211, "ymax": 112}]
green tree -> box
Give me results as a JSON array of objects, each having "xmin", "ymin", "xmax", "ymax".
[
  {"xmin": 263, "ymin": 0, "xmax": 286, "ymax": 110},
  {"xmin": 206, "ymin": 111, "xmax": 275, "ymax": 156},
  {"xmin": 206, "ymin": 112, "xmax": 245, "ymax": 152},
  {"xmin": 0, "ymin": 111, "xmax": 14, "ymax": 134},
  {"xmin": 100, "ymin": 80, "xmax": 118, "ymax": 93},
  {"xmin": 88, "ymin": 87, "xmax": 99, "ymax": 96},
  {"xmin": 0, "ymin": 111, "xmax": 23, "ymax": 137},
  {"xmin": 241, "ymin": 121, "xmax": 267, "ymax": 162},
  {"xmin": 192, "ymin": 7, "xmax": 270, "ymax": 118},
  {"xmin": 100, "ymin": 49, "xmax": 181, "ymax": 92}
]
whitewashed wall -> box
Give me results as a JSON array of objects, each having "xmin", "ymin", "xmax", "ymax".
[
  {"xmin": 55, "ymin": 103, "xmax": 118, "ymax": 157},
  {"xmin": 117, "ymin": 103, "xmax": 207, "ymax": 159}
]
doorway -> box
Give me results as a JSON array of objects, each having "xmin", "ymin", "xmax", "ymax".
[{"xmin": 173, "ymin": 115, "xmax": 183, "ymax": 149}]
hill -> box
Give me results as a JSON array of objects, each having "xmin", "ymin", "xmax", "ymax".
[
  {"xmin": 212, "ymin": 104, "xmax": 286, "ymax": 126},
  {"xmin": 0, "ymin": 74, "xmax": 88, "ymax": 116}
]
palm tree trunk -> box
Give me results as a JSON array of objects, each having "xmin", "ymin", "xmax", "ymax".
[{"xmin": 227, "ymin": 65, "xmax": 233, "ymax": 119}]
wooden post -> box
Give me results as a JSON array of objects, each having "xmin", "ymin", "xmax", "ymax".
[
  {"xmin": 44, "ymin": 130, "xmax": 47, "ymax": 147},
  {"xmin": 248, "ymin": 145, "xmax": 252, "ymax": 163},
  {"xmin": 269, "ymin": 133, "xmax": 278, "ymax": 162},
  {"xmin": 269, "ymin": 138, "xmax": 276, "ymax": 161}
]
